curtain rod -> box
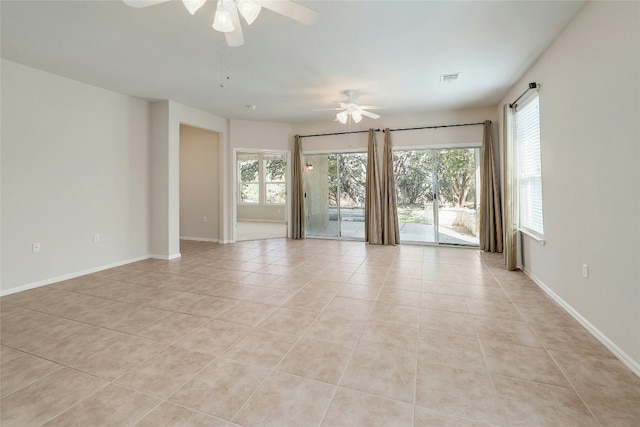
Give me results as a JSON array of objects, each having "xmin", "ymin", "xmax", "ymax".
[
  {"xmin": 297, "ymin": 121, "xmax": 487, "ymax": 139},
  {"xmin": 509, "ymin": 82, "xmax": 539, "ymax": 108}
]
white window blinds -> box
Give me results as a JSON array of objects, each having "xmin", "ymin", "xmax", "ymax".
[{"xmin": 515, "ymin": 94, "xmax": 544, "ymax": 236}]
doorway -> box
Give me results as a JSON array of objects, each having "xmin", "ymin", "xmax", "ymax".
[
  {"xmin": 394, "ymin": 147, "xmax": 481, "ymax": 246},
  {"xmin": 303, "ymin": 152, "xmax": 367, "ymax": 240},
  {"xmin": 235, "ymin": 151, "xmax": 287, "ymax": 241}
]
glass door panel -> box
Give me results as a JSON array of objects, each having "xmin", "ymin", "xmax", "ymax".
[
  {"xmin": 393, "ymin": 150, "xmax": 437, "ymax": 244},
  {"xmin": 436, "ymin": 148, "xmax": 481, "ymax": 246},
  {"xmin": 304, "ymin": 154, "xmax": 338, "ymax": 237},
  {"xmin": 304, "ymin": 152, "xmax": 366, "ymax": 240},
  {"xmin": 338, "ymin": 153, "xmax": 366, "ymax": 239}
]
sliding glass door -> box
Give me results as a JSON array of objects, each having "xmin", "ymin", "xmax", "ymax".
[
  {"xmin": 303, "ymin": 152, "xmax": 366, "ymax": 240},
  {"xmin": 394, "ymin": 147, "xmax": 481, "ymax": 246}
]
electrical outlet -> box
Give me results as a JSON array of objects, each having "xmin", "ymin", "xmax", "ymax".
[
  {"xmin": 582, "ymin": 263, "xmax": 589, "ymax": 279},
  {"xmin": 203, "ymin": 216, "xmax": 207, "ymax": 223},
  {"xmin": 32, "ymin": 242, "xmax": 41, "ymax": 253},
  {"xmin": 94, "ymin": 233, "xmax": 100, "ymax": 243}
]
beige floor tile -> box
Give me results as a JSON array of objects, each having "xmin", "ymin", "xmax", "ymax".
[
  {"xmin": 492, "ymin": 375, "xmax": 599, "ymax": 426},
  {"xmin": 43, "ymin": 384, "xmax": 159, "ymax": 427},
  {"xmin": 70, "ymin": 334, "xmax": 166, "ymax": 380},
  {"xmin": 304, "ymin": 312, "xmax": 366, "ymax": 346},
  {"xmin": 550, "ymin": 350, "xmax": 640, "ymax": 400},
  {"xmin": 0, "ymin": 309, "xmax": 63, "ymax": 339},
  {"xmin": 277, "ymin": 338, "xmax": 352, "ymax": 384},
  {"xmin": 377, "ymin": 288, "xmax": 421, "ymax": 308},
  {"xmin": 348, "ymin": 272, "xmax": 386, "ymax": 287},
  {"xmin": 414, "ymin": 406, "xmax": 500, "ymax": 427},
  {"xmin": 383, "ymin": 277, "xmax": 422, "ymax": 291},
  {"xmin": 418, "ymin": 330, "xmax": 486, "ymax": 372},
  {"xmin": 517, "ymin": 304, "xmax": 582, "ymax": 329},
  {"xmin": 215, "ymin": 301, "xmax": 277, "ymax": 326},
  {"xmin": 473, "ymin": 317, "xmax": 541, "ymax": 348},
  {"xmin": 337, "ymin": 284, "xmax": 380, "ymax": 301},
  {"xmin": 370, "ymin": 303, "xmax": 420, "ymax": 328},
  {"xmin": 321, "ymin": 387, "xmax": 413, "ymax": 427},
  {"xmin": 223, "ymin": 329, "xmax": 298, "ymax": 369},
  {"xmin": 420, "ymin": 292, "xmax": 469, "ymax": 313},
  {"xmin": 0, "ymin": 345, "xmax": 25, "ymax": 365},
  {"xmin": 420, "ymin": 309, "xmax": 477, "ymax": 337},
  {"xmin": 144, "ymin": 288, "xmax": 207, "ymax": 312},
  {"xmin": 0, "ymin": 368, "xmax": 108, "ymax": 427},
  {"xmin": 102, "ymin": 305, "xmax": 171, "ymax": 334},
  {"xmin": 465, "ymin": 298, "xmax": 523, "ymax": 321},
  {"xmin": 181, "ymin": 295, "xmax": 238, "ymax": 318},
  {"xmin": 0, "ymin": 354, "xmax": 63, "ymax": 398},
  {"xmin": 256, "ymin": 307, "xmax": 318, "ymax": 336},
  {"xmin": 531, "ymin": 324, "xmax": 616, "ymax": 359},
  {"xmin": 324, "ymin": 297, "xmax": 374, "ymax": 320},
  {"xmin": 482, "ymin": 340, "xmax": 569, "ymax": 387},
  {"xmin": 415, "ymin": 362, "xmax": 503, "ymax": 424},
  {"xmin": 580, "ymin": 391, "xmax": 640, "ymax": 427},
  {"xmin": 358, "ymin": 321, "xmax": 418, "ymax": 359},
  {"xmin": 283, "ymin": 289, "xmax": 336, "ymax": 312},
  {"xmin": 170, "ymin": 358, "xmax": 270, "ymax": 420},
  {"xmin": 135, "ymin": 312, "xmax": 209, "ymax": 343},
  {"xmin": 175, "ymin": 319, "xmax": 249, "ymax": 355},
  {"xmin": 340, "ymin": 350, "xmax": 416, "ymax": 403},
  {"xmin": 115, "ymin": 346, "xmax": 214, "ymax": 399},
  {"xmin": 233, "ymin": 371, "xmax": 335, "ymax": 427},
  {"xmin": 136, "ymin": 402, "xmax": 228, "ymax": 427}
]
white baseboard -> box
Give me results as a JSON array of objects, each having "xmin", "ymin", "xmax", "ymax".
[
  {"xmin": 149, "ymin": 253, "xmax": 181, "ymax": 260},
  {"xmin": 522, "ymin": 268, "xmax": 640, "ymax": 377},
  {"xmin": 0, "ymin": 255, "xmax": 150, "ymax": 297},
  {"xmin": 180, "ymin": 236, "xmax": 219, "ymax": 243}
]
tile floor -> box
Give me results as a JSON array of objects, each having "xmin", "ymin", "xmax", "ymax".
[{"xmin": 1, "ymin": 239, "xmax": 639, "ymax": 426}]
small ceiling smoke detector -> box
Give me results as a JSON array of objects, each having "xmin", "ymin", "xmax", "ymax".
[
  {"xmin": 440, "ymin": 73, "xmax": 461, "ymax": 83},
  {"xmin": 246, "ymin": 104, "xmax": 257, "ymax": 110}
]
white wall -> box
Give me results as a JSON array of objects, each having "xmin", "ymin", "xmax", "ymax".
[
  {"xmin": 1, "ymin": 60, "xmax": 150, "ymax": 294},
  {"xmin": 179, "ymin": 125, "xmax": 220, "ymax": 241},
  {"xmin": 497, "ymin": 1, "xmax": 640, "ymax": 370},
  {"xmin": 149, "ymin": 101, "xmax": 229, "ymax": 256}
]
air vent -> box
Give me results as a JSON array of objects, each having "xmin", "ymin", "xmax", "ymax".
[{"xmin": 440, "ymin": 73, "xmax": 461, "ymax": 83}]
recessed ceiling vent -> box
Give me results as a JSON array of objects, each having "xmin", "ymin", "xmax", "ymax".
[{"xmin": 440, "ymin": 73, "xmax": 461, "ymax": 83}]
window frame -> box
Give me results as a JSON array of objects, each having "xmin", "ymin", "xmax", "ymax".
[
  {"xmin": 237, "ymin": 152, "xmax": 286, "ymax": 206},
  {"xmin": 514, "ymin": 92, "xmax": 545, "ymax": 240}
]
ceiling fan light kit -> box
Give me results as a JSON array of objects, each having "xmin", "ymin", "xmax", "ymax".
[
  {"xmin": 212, "ymin": 0, "xmax": 235, "ymax": 32},
  {"xmin": 123, "ymin": 0, "xmax": 317, "ymax": 47}
]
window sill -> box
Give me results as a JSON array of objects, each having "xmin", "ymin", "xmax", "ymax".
[{"xmin": 519, "ymin": 228, "xmax": 545, "ymax": 245}]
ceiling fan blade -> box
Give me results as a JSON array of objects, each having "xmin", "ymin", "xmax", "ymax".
[
  {"xmin": 358, "ymin": 105, "xmax": 383, "ymax": 110},
  {"xmin": 224, "ymin": 5, "xmax": 245, "ymax": 47},
  {"xmin": 257, "ymin": 0, "xmax": 318, "ymax": 25},
  {"xmin": 361, "ymin": 110, "xmax": 381, "ymax": 119},
  {"xmin": 313, "ymin": 108, "xmax": 342, "ymax": 111},
  {"xmin": 122, "ymin": 0, "xmax": 170, "ymax": 8}
]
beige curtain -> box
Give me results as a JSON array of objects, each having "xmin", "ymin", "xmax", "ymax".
[
  {"xmin": 382, "ymin": 129, "xmax": 400, "ymax": 245},
  {"xmin": 503, "ymin": 106, "xmax": 518, "ymax": 269},
  {"xmin": 365, "ymin": 129, "xmax": 382, "ymax": 244},
  {"xmin": 291, "ymin": 135, "xmax": 305, "ymax": 239},
  {"xmin": 479, "ymin": 120, "xmax": 503, "ymax": 253}
]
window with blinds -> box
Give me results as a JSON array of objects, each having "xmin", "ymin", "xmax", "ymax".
[{"xmin": 515, "ymin": 94, "xmax": 544, "ymax": 237}]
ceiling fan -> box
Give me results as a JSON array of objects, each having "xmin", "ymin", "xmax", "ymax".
[
  {"xmin": 319, "ymin": 90, "xmax": 382, "ymax": 124},
  {"xmin": 122, "ymin": 0, "xmax": 318, "ymax": 47}
]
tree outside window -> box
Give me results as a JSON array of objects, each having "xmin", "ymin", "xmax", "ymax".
[{"xmin": 238, "ymin": 153, "xmax": 286, "ymax": 205}]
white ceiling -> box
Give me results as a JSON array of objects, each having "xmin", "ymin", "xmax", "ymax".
[{"xmin": 1, "ymin": 0, "xmax": 586, "ymax": 123}]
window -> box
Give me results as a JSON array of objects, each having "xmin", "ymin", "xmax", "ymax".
[
  {"xmin": 515, "ymin": 94, "xmax": 544, "ymax": 237},
  {"xmin": 264, "ymin": 154, "xmax": 286, "ymax": 204},
  {"xmin": 237, "ymin": 153, "xmax": 286, "ymax": 205}
]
